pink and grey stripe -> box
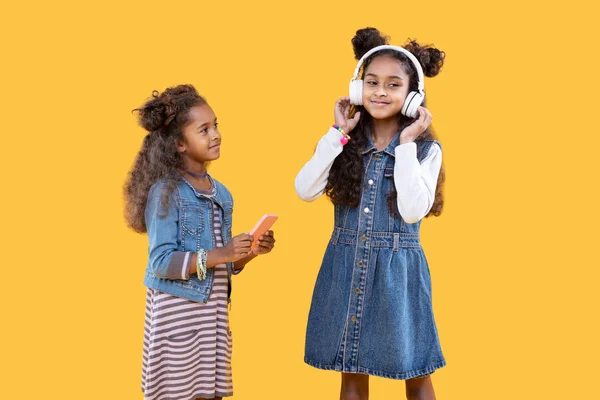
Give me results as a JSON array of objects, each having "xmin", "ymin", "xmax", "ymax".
[{"xmin": 142, "ymin": 197, "xmax": 233, "ymax": 399}]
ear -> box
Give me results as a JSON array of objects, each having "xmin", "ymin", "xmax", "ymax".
[{"xmin": 176, "ymin": 138, "xmax": 187, "ymax": 153}]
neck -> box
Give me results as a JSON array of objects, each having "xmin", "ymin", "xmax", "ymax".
[
  {"xmin": 182, "ymin": 159, "xmax": 208, "ymax": 180},
  {"xmin": 371, "ymin": 118, "xmax": 399, "ymax": 150}
]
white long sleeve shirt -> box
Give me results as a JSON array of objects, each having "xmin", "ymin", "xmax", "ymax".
[{"xmin": 295, "ymin": 127, "xmax": 442, "ymax": 224}]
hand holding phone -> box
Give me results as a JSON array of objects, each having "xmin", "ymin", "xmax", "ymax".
[
  {"xmin": 249, "ymin": 214, "xmax": 278, "ymax": 250},
  {"xmin": 250, "ymin": 214, "xmax": 278, "ymax": 240}
]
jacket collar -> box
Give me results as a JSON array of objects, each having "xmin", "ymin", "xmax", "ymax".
[{"xmin": 180, "ymin": 176, "xmax": 226, "ymax": 207}]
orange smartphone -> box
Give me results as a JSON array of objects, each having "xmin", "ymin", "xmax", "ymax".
[{"xmin": 249, "ymin": 214, "xmax": 278, "ymax": 248}]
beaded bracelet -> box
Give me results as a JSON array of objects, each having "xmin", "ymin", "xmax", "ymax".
[
  {"xmin": 332, "ymin": 125, "xmax": 351, "ymax": 146},
  {"xmin": 196, "ymin": 249, "xmax": 207, "ymax": 280}
]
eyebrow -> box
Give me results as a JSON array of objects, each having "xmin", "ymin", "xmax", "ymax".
[
  {"xmin": 197, "ymin": 118, "xmax": 218, "ymax": 129},
  {"xmin": 365, "ymin": 73, "xmax": 404, "ymax": 80}
]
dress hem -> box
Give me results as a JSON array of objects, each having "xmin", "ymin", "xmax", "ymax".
[
  {"xmin": 142, "ymin": 389, "xmax": 233, "ymax": 399},
  {"xmin": 304, "ymin": 356, "xmax": 446, "ymax": 380}
]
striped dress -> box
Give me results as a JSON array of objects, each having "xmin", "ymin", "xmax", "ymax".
[{"xmin": 142, "ymin": 197, "xmax": 233, "ymax": 399}]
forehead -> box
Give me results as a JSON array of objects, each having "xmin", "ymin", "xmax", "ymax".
[
  {"xmin": 364, "ymin": 55, "xmax": 408, "ymax": 78},
  {"xmin": 187, "ymin": 103, "xmax": 215, "ymax": 125}
]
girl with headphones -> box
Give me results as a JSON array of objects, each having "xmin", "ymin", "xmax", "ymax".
[{"xmin": 295, "ymin": 27, "xmax": 446, "ymax": 400}]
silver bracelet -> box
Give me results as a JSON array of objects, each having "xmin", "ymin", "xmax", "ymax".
[{"xmin": 196, "ymin": 249, "xmax": 207, "ymax": 280}]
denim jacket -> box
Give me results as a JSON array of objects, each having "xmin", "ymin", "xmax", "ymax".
[{"xmin": 143, "ymin": 177, "xmax": 234, "ymax": 303}]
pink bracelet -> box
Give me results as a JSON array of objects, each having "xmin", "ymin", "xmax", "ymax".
[{"xmin": 332, "ymin": 125, "xmax": 351, "ymax": 145}]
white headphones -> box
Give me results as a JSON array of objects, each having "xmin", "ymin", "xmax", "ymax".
[{"xmin": 349, "ymin": 45, "xmax": 425, "ymax": 118}]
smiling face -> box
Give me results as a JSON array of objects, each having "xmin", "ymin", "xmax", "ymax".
[
  {"xmin": 361, "ymin": 55, "xmax": 411, "ymax": 121},
  {"xmin": 177, "ymin": 103, "xmax": 221, "ymax": 165}
]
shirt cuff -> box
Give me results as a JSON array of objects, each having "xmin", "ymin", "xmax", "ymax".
[
  {"xmin": 166, "ymin": 251, "xmax": 192, "ymax": 280},
  {"xmin": 326, "ymin": 126, "xmax": 345, "ymax": 149}
]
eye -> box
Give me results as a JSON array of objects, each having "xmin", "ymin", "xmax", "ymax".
[
  {"xmin": 389, "ymin": 83, "xmax": 400, "ymax": 88},
  {"xmin": 366, "ymin": 80, "xmax": 377, "ymax": 85},
  {"xmin": 214, "ymin": 122, "xmax": 219, "ymax": 129},
  {"xmin": 199, "ymin": 127, "xmax": 208, "ymax": 134}
]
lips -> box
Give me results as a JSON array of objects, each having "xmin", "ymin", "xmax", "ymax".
[
  {"xmin": 210, "ymin": 142, "xmax": 221, "ymax": 149},
  {"xmin": 370, "ymin": 100, "xmax": 390, "ymax": 105}
]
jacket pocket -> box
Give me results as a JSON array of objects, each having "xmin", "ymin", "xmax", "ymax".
[{"xmin": 181, "ymin": 202, "xmax": 205, "ymax": 236}]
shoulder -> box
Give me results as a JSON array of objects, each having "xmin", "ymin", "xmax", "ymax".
[
  {"xmin": 148, "ymin": 179, "xmax": 183, "ymax": 205},
  {"xmin": 148, "ymin": 179, "xmax": 168, "ymax": 198}
]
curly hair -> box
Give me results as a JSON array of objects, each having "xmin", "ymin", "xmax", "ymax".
[
  {"xmin": 124, "ymin": 84, "xmax": 206, "ymax": 233},
  {"xmin": 325, "ymin": 27, "xmax": 446, "ymax": 218}
]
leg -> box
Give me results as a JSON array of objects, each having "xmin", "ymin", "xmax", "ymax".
[
  {"xmin": 340, "ymin": 372, "xmax": 369, "ymax": 400},
  {"xmin": 405, "ymin": 375, "xmax": 436, "ymax": 400}
]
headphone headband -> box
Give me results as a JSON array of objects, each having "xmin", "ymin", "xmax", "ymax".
[{"xmin": 352, "ymin": 45, "xmax": 424, "ymax": 92}]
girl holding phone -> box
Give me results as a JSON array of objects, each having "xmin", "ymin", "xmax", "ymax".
[{"xmin": 125, "ymin": 84, "xmax": 275, "ymax": 400}]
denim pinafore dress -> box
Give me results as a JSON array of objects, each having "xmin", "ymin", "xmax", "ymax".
[{"xmin": 304, "ymin": 134, "xmax": 446, "ymax": 380}]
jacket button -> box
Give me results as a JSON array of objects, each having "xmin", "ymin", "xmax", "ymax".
[
  {"xmin": 361, "ymin": 235, "xmax": 366, "ymax": 242},
  {"xmin": 368, "ymin": 179, "xmax": 374, "ymax": 185},
  {"xmin": 355, "ymin": 288, "xmax": 360, "ymax": 294},
  {"xmin": 364, "ymin": 207, "xmax": 370, "ymax": 214},
  {"xmin": 358, "ymin": 261, "xmax": 364, "ymax": 268},
  {"xmin": 351, "ymin": 316, "xmax": 357, "ymax": 322}
]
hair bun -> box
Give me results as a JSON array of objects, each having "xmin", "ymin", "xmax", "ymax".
[
  {"xmin": 137, "ymin": 94, "xmax": 168, "ymax": 132},
  {"xmin": 136, "ymin": 86, "xmax": 198, "ymax": 132},
  {"xmin": 403, "ymin": 39, "xmax": 445, "ymax": 77},
  {"xmin": 352, "ymin": 27, "xmax": 389, "ymax": 60}
]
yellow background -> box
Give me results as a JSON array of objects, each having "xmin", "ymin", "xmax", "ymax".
[{"xmin": 1, "ymin": 0, "xmax": 598, "ymax": 399}]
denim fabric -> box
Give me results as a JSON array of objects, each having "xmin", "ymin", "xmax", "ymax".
[
  {"xmin": 143, "ymin": 177, "xmax": 234, "ymax": 303},
  {"xmin": 304, "ymin": 135, "xmax": 446, "ymax": 380}
]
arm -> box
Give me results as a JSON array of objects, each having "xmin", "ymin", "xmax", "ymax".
[
  {"xmin": 145, "ymin": 187, "xmax": 193, "ymax": 280},
  {"xmin": 393, "ymin": 142, "xmax": 442, "ymax": 224},
  {"xmin": 232, "ymin": 253, "xmax": 257, "ymax": 273},
  {"xmin": 295, "ymin": 97, "xmax": 361, "ymax": 201},
  {"xmin": 146, "ymin": 187, "xmax": 249, "ymax": 279},
  {"xmin": 184, "ymin": 249, "xmax": 237, "ymax": 276},
  {"xmin": 294, "ymin": 127, "xmax": 345, "ymax": 201}
]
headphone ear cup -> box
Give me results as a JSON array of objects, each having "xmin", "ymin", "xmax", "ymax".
[
  {"xmin": 402, "ymin": 91, "xmax": 425, "ymax": 118},
  {"xmin": 349, "ymin": 80, "xmax": 364, "ymax": 105}
]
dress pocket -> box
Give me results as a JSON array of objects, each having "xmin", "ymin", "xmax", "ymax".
[{"xmin": 163, "ymin": 329, "xmax": 203, "ymax": 372}]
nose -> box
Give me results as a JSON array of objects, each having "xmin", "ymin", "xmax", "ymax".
[
  {"xmin": 211, "ymin": 128, "xmax": 221, "ymax": 141},
  {"xmin": 376, "ymin": 85, "xmax": 387, "ymax": 97}
]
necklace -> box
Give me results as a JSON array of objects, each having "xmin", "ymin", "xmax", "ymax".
[{"xmin": 185, "ymin": 169, "xmax": 208, "ymax": 179}]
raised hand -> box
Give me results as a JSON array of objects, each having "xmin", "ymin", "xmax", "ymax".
[
  {"xmin": 334, "ymin": 97, "xmax": 361, "ymax": 133},
  {"xmin": 400, "ymin": 107, "xmax": 432, "ymax": 144}
]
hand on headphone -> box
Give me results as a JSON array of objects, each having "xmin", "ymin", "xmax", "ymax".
[
  {"xmin": 334, "ymin": 97, "xmax": 361, "ymax": 134},
  {"xmin": 399, "ymin": 107, "xmax": 432, "ymax": 144}
]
